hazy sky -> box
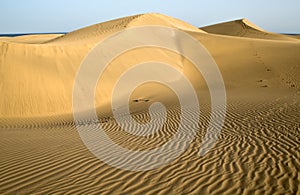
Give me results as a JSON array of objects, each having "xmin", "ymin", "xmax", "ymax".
[{"xmin": 1, "ymin": 0, "xmax": 299, "ymax": 34}]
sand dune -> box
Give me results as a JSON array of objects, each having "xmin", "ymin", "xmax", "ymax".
[
  {"xmin": 1, "ymin": 14, "xmax": 299, "ymax": 118},
  {"xmin": 0, "ymin": 13, "xmax": 299, "ymax": 194},
  {"xmin": 201, "ymin": 18, "xmax": 299, "ymax": 41},
  {"xmin": 0, "ymin": 34, "xmax": 64, "ymax": 44}
]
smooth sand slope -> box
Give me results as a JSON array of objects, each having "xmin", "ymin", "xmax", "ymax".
[{"xmin": 0, "ymin": 13, "xmax": 299, "ymax": 194}]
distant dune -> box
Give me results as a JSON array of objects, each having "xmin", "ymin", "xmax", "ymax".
[
  {"xmin": 201, "ymin": 18, "xmax": 300, "ymax": 41},
  {"xmin": 0, "ymin": 13, "xmax": 299, "ymax": 194},
  {"xmin": 0, "ymin": 34, "xmax": 64, "ymax": 44},
  {"xmin": 294, "ymin": 34, "xmax": 300, "ymax": 39}
]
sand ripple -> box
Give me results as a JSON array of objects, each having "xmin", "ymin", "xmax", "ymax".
[{"xmin": 0, "ymin": 98, "xmax": 299, "ymax": 194}]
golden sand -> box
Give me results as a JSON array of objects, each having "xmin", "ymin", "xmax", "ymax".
[{"xmin": 0, "ymin": 13, "xmax": 299, "ymax": 194}]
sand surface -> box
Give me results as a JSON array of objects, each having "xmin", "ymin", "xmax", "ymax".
[{"xmin": 0, "ymin": 13, "xmax": 299, "ymax": 194}]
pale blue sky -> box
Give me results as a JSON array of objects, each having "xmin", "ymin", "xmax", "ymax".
[{"xmin": 1, "ymin": 0, "xmax": 299, "ymax": 34}]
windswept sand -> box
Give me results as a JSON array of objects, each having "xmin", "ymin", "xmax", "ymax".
[{"xmin": 0, "ymin": 13, "xmax": 299, "ymax": 194}]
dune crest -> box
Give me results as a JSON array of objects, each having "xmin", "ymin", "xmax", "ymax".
[
  {"xmin": 46, "ymin": 13, "xmax": 205, "ymax": 44},
  {"xmin": 241, "ymin": 18, "xmax": 266, "ymax": 32}
]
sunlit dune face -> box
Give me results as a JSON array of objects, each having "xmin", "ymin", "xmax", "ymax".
[
  {"xmin": 94, "ymin": 47, "xmax": 211, "ymax": 151},
  {"xmin": 95, "ymin": 47, "xmax": 211, "ymax": 115}
]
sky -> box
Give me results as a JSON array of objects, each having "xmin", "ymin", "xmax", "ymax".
[{"xmin": 0, "ymin": 0, "xmax": 299, "ymax": 34}]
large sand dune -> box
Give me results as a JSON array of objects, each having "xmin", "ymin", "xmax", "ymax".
[{"xmin": 0, "ymin": 13, "xmax": 299, "ymax": 194}]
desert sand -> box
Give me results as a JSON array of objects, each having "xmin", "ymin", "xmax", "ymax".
[{"xmin": 0, "ymin": 13, "xmax": 299, "ymax": 194}]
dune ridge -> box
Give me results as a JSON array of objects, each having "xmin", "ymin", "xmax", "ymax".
[{"xmin": 45, "ymin": 13, "xmax": 205, "ymax": 44}]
